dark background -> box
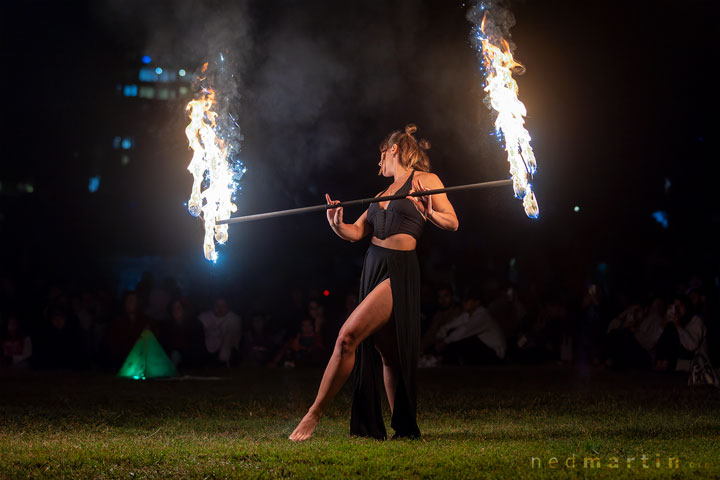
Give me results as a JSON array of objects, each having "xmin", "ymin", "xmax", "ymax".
[{"xmin": 1, "ymin": 0, "xmax": 717, "ymax": 307}]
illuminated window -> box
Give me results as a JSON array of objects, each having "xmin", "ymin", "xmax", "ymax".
[
  {"xmin": 138, "ymin": 67, "xmax": 178, "ymax": 83},
  {"xmin": 178, "ymin": 86, "xmax": 189, "ymax": 96},
  {"xmin": 113, "ymin": 136, "xmax": 122, "ymax": 149},
  {"xmin": 88, "ymin": 176, "xmax": 100, "ymax": 193},
  {"xmin": 141, "ymin": 55, "xmax": 152, "ymax": 64},
  {"xmin": 121, "ymin": 138, "xmax": 134, "ymax": 150},
  {"xmin": 139, "ymin": 67, "xmax": 156, "ymax": 82},
  {"xmin": 123, "ymin": 85, "xmax": 138, "ymax": 97},
  {"xmin": 158, "ymin": 88, "xmax": 170, "ymax": 100},
  {"xmin": 139, "ymin": 86, "xmax": 155, "ymax": 99},
  {"xmin": 652, "ymin": 211, "xmax": 669, "ymax": 229},
  {"xmin": 121, "ymin": 155, "xmax": 130, "ymax": 166}
]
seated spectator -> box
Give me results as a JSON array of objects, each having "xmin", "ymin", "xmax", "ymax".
[
  {"xmin": 107, "ymin": 291, "xmax": 151, "ymax": 369},
  {"xmin": 241, "ymin": 312, "xmax": 276, "ymax": 366},
  {"xmin": 634, "ymin": 296, "xmax": 666, "ymax": 356},
  {"xmin": 603, "ymin": 304, "xmax": 652, "ymax": 370},
  {"xmin": 71, "ymin": 291, "xmax": 96, "ymax": 366},
  {"xmin": 654, "ymin": 294, "xmax": 708, "ymax": 372},
  {"xmin": 198, "ymin": 297, "xmax": 242, "ymax": 367},
  {"xmin": 1, "ymin": 313, "xmax": 32, "ymax": 368},
  {"xmin": 268, "ymin": 318, "xmax": 325, "ymax": 368},
  {"xmin": 433, "ymin": 289, "xmax": 506, "ymax": 366},
  {"xmin": 144, "ymin": 284, "xmax": 171, "ymax": 324},
  {"xmin": 489, "ymin": 284, "xmax": 527, "ymax": 344},
  {"xmin": 576, "ymin": 283, "xmax": 610, "ymax": 367},
  {"xmin": 308, "ymin": 298, "xmax": 330, "ymax": 351},
  {"xmin": 512, "ymin": 298, "xmax": 566, "ymax": 364},
  {"xmin": 421, "ymin": 285, "xmax": 462, "ymax": 354},
  {"xmin": 157, "ymin": 299, "xmax": 203, "ymax": 369},
  {"xmin": 33, "ymin": 308, "xmax": 82, "ymax": 370}
]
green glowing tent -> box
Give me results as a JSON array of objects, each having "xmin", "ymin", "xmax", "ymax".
[{"xmin": 117, "ymin": 329, "xmax": 179, "ymax": 379}]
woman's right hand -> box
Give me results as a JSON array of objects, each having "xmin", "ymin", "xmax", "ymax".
[{"xmin": 325, "ymin": 193, "xmax": 343, "ymax": 228}]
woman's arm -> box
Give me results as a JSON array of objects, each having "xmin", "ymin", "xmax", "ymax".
[
  {"xmin": 12, "ymin": 337, "xmax": 32, "ymax": 365},
  {"xmin": 325, "ymin": 193, "xmax": 373, "ymax": 242},
  {"xmin": 676, "ymin": 315, "xmax": 706, "ymax": 352},
  {"xmin": 407, "ymin": 173, "xmax": 459, "ymax": 231}
]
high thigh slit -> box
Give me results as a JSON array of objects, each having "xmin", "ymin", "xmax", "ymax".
[{"xmin": 350, "ymin": 243, "xmax": 422, "ymax": 440}]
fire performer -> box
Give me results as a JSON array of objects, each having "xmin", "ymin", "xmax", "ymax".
[{"xmin": 289, "ymin": 124, "xmax": 459, "ymax": 441}]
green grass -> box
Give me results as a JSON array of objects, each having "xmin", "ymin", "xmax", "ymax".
[{"xmin": 1, "ymin": 364, "xmax": 719, "ymax": 479}]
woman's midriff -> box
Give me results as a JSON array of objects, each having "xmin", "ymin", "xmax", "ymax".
[{"xmin": 371, "ymin": 233, "xmax": 416, "ymax": 251}]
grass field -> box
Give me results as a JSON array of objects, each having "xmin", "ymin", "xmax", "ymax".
[{"xmin": 1, "ymin": 363, "xmax": 719, "ymax": 479}]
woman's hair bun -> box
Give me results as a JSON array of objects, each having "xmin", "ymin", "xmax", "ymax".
[
  {"xmin": 418, "ymin": 138, "xmax": 431, "ymax": 150},
  {"xmin": 404, "ymin": 124, "xmax": 418, "ymax": 136}
]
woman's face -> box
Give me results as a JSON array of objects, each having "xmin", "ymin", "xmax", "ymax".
[{"xmin": 378, "ymin": 144, "xmax": 399, "ymax": 177}]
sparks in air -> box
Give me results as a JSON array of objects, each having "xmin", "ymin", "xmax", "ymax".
[
  {"xmin": 472, "ymin": 7, "xmax": 539, "ymax": 218},
  {"xmin": 185, "ymin": 83, "xmax": 237, "ymax": 262}
]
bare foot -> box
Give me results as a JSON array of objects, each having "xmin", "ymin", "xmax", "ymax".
[{"xmin": 289, "ymin": 409, "xmax": 321, "ymax": 441}]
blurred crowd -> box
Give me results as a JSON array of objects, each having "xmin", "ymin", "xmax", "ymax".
[{"xmin": 1, "ymin": 269, "xmax": 719, "ymax": 386}]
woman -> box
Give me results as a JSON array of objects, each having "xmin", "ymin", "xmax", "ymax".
[
  {"xmin": 289, "ymin": 124, "xmax": 458, "ymax": 441},
  {"xmin": 654, "ymin": 294, "xmax": 707, "ymax": 372},
  {"xmin": 1, "ymin": 314, "xmax": 33, "ymax": 368}
]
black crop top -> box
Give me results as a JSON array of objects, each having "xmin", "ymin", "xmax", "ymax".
[{"xmin": 367, "ymin": 170, "xmax": 426, "ymax": 240}]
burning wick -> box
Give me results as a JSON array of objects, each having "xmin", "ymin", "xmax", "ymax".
[
  {"xmin": 473, "ymin": 7, "xmax": 539, "ymax": 219},
  {"xmin": 185, "ymin": 84, "xmax": 237, "ymax": 262}
]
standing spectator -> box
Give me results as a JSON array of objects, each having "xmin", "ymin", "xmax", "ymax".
[
  {"xmin": 198, "ymin": 297, "xmax": 242, "ymax": 367},
  {"xmin": 1, "ymin": 314, "xmax": 32, "ymax": 368}
]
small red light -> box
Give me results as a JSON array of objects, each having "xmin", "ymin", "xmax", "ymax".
[{"xmin": 323, "ymin": 290, "xmax": 330, "ymax": 296}]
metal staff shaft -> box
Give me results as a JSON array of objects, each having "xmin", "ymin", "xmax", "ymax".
[{"xmin": 216, "ymin": 179, "xmax": 512, "ymax": 225}]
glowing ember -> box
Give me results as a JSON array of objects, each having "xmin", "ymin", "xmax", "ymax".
[
  {"xmin": 470, "ymin": 4, "xmax": 539, "ymax": 218},
  {"xmin": 185, "ymin": 85, "xmax": 237, "ymax": 262}
]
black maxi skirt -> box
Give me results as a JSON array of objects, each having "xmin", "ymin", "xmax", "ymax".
[{"xmin": 350, "ymin": 243, "xmax": 422, "ymax": 440}]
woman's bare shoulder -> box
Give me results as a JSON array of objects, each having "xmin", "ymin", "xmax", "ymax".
[{"xmin": 414, "ymin": 171, "xmax": 443, "ymax": 186}]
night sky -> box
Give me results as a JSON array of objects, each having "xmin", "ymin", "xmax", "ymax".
[{"xmin": 1, "ymin": 0, "xmax": 717, "ymax": 302}]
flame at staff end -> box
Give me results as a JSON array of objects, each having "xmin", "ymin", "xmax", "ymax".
[
  {"xmin": 469, "ymin": 3, "xmax": 539, "ymax": 219},
  {"xmin": 185, "ymin": 86, "xmax": 238, "ymax": 262}
]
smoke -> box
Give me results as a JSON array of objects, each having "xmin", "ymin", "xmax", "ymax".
[
  {"xmin": 94, "ymin": 0, "xmax": 514, "ymax": 204},
  {"xmin": 467, "ymin": 0, "xmax": 518, "ymax": 53},
  {"xmin": 96, "ymin": 0, "xmax": 252, "ymax": 68}
]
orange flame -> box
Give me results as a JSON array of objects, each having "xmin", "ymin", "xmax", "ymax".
[
  {"xmin": 478, "ymin": 11, "xmax": 538, "ymax": 218},
  {"xmin": 185, "ymin": 87, "xmax": 236, "ymax": 262}
]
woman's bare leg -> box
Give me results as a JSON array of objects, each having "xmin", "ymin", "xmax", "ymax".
[
  {"xmin": 374, "ymin": 319, "xmax": 400, "ymax": 414},
  {"xmin": 289, "ymin": 278, "xmax": 394, "ymax": 441}
]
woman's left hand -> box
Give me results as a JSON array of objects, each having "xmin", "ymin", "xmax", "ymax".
[{"xmin": 407, "ymin": 179, "xmax": 433, "ymax": 220}]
